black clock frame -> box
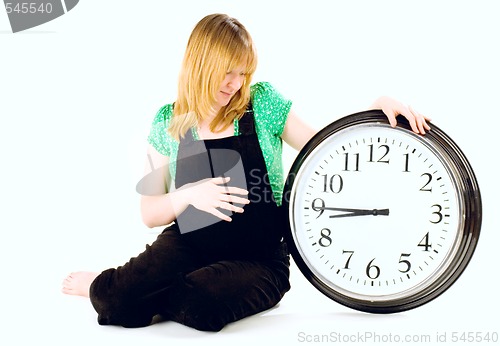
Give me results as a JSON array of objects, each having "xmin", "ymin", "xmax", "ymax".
[{"xmin": 282, "ymin": 109, "xmax": 482, "ymax": 313}]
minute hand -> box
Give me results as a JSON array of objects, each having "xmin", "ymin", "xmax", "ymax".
[{"xmin": 320, "ymin": 207, "xmax": 390, "ymax": 218}]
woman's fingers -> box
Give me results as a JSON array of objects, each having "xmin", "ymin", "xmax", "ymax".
[
  {"xmin": 392, "ymin": 105, "xmax": 431, "ymax": 135},
  {"xmin": 207, "ymin": 199, "xmax": 245, "ymax": 222},
  {"xmin": 210, "ymin": 208, "xmax": 233, "ymax": 222},
  {"xmin": 220, "ymin": 193, "xmax": 250, "ymax": 205},
  {"xmin": 219, "ymin": 201, "xmax": 245, "ymax": 213},
  {"xmin": 409, "ymin": 105, "xmax": 431, "ymax": 134}
]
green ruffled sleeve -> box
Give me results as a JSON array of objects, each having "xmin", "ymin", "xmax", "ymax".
[
  {"xmin": 147, "ymin": 104, "xmax": 174, "ymax": 157},
  {"xmin": 250, "ymin": 81, "xmax": 292, "ymax": 137}
]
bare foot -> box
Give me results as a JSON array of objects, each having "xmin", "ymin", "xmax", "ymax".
[{"xmin": 61, "ymin": 271, "xmax": 99, "ymax": 298}]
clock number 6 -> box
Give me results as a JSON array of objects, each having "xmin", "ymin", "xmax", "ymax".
[{"xmin": 366, "ymin": 258, "xmax": 381, "ymax": 279}]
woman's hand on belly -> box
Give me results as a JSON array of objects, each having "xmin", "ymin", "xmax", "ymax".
[{"xmin": 181, "ymin": 176, "xmax": 250, "ymax": 222}]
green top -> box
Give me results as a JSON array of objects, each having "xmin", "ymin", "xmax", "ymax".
[{"xmin": 147, "ymin": 81, "xmax": 292, "ymax": 205}]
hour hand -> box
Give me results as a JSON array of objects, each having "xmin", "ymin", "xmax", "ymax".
[{"xmin": 321, "ymin": 207, "xmax": 390, "ymax": 218}]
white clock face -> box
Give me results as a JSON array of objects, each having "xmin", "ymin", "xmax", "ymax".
[{"xmin": 289, "ymin": 123, "xmax": 463, "ymax": 302}]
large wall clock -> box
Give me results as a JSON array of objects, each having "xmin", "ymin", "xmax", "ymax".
[{"xmin": 282, "ymin": 109, "xmax": 481, "ymax": 313}]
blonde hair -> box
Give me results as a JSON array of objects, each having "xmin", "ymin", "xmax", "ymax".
[{"xmin": 169, "ymin": 13, "xmax": 258, "ymax": 140}]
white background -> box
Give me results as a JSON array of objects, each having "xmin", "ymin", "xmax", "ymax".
[{"xmin": 1, "ymin": 1, "xmax": 498, "ymax": 345}]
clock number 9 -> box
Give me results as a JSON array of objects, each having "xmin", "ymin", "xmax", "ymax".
[{"xmin": 312, "ymin": 198, "xmax": 325, "ymax": 218}]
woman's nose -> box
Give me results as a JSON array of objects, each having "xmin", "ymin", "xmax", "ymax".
[{"xmin": 227, "ymin": 74, "xmax": 243, "ymax": 89}]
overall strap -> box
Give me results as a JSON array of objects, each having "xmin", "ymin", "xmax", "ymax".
[{"xmin": 238, "ymin": 102, "xmax": 255, "ymax": 136}]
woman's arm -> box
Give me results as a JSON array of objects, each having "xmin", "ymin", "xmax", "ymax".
[
  {"xmin": 281, "ymin": 97, "xmax": 432, "ymax": 151},
  {"xmin": 281, "ymin": 108, "xmax": 317, "ymax": 151},
  {"xmin": 139, "ymin": 144, "xmax": 184, "ymax": 228}
]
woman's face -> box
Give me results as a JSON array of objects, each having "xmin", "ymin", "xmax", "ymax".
[{"xmin": 214, "ymin": 66, "xmax": 246, "ymax": 111}]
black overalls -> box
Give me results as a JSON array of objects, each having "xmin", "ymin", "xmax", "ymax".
[{"xmin": 89, "ymin": 106, "xmax": 291, "ymax": 331}]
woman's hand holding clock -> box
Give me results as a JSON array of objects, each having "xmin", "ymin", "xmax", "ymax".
[{"xmin": 371, "ymin": 95, "xmax": 432, "ymax": 135}]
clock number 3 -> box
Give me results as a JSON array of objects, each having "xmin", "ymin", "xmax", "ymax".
[{"xmin": 430, "ymin": 204, "xmax": 443, "ymax": 224}]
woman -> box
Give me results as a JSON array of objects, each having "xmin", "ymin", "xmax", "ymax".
[{"xmin": 62, "ymin": 13, "xmax": 430, "ymax": 331}]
